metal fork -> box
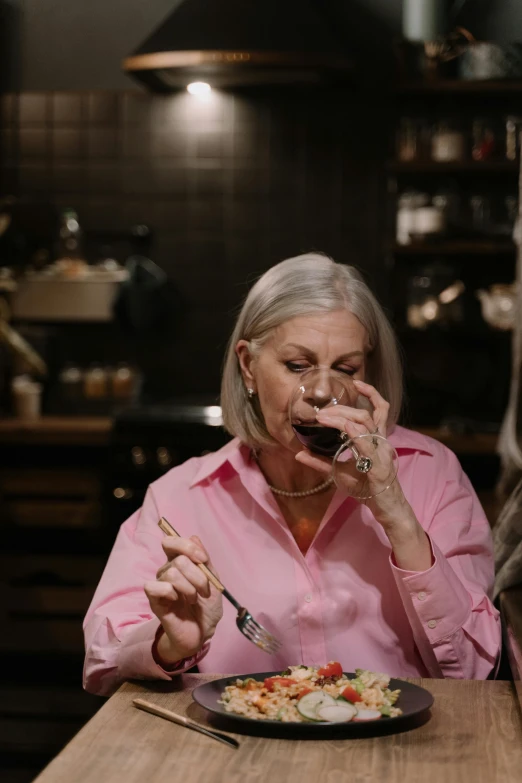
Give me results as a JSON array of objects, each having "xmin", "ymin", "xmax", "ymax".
[{"xmin": 158, "ymin": 517, "xmax": 282, "ymax": 655}]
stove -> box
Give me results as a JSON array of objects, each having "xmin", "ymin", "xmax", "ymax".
[{"xmin": 103, "ymin": 398, "xmax": 231, "ymax": 531}]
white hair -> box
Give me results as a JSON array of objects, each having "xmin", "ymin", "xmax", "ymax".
[{"xmin": 221, "ymin": 252, "xmax": 403, "ymax": 448}]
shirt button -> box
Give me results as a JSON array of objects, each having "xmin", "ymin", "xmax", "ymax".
[
  {"xmin": 427, "ymin": 619, "xmax": 437, "ymax": 629},
  {"xmin": 304, "ymin": 594, "xmax": 313, "ymax": 603},
  {"xmin": 417, "ymin": 591, "xmax": 427, "ymax": 601}
]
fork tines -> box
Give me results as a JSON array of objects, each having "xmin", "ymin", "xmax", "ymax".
[{"xmin": 242, "ymin": 615, "xmax": 282, "ymax": 655}]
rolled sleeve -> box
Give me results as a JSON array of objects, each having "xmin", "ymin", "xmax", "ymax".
[
  {"xmin": 390, "ymin": 448, "xmax": 501, "ymax": 679},
  {"xmin": 83, "ymin": 488, "xmax": 210, "ymax": 696},
  {"xmin": 391, "ymin": 537, "xmax": 472, "ymax": 645},
  {"xmin": 118, "ymin": 618, "xmax": 177, "ymax": 683}
]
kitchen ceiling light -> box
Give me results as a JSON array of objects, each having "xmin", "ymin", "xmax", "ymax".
[
  {"xmin": 187, "ymin": 81, "xmax": 212, "ymax": 95},
  {"xmin": 123, "ymin": 0, "xmax": 351, "ymax": 91}
]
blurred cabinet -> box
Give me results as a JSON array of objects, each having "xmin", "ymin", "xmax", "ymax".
[
  {"xmin": 0, "ymin": 425, "xmax": 109, "ymax": 782},
  {"xmin": 388, "ymin": 79, "xmax": 520, "ymax": 435}
]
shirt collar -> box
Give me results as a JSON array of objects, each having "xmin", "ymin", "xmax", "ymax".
[
  {"xmin": 189, "ymin": 426, "xmax": 434, "ymax": 489},
  {"xmin": 189, "ymin": 438, "xmax": 249, "ymax": 488}
]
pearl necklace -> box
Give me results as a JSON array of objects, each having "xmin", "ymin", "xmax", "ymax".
[{"xmin": 267, "ymin": 475, "xmax": 334, "ymax": 498}]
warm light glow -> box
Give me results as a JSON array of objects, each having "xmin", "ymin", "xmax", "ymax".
[
  {"xmin": 203, "ymin": 405, "xmax": 223, "ymax": 426},
  {"xmin": 421, "ymin": 299, "xmax": 439, "ymax": 321},
  {"xmin": 187, "ymin": 81, "xmax": 212, "ymax": 96},
  {"xmin": 439, "ymin": 280, "xmax": 465, "ymax": 305}
]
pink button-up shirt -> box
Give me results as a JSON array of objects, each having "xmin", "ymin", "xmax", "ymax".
[{"xmin": 83, "ymin": 426, "xmax": 501, "ymax": 695}]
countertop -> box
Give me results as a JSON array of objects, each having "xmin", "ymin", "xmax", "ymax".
[
  {"xmin": 0, "ymin": 416, "xmax": 113, "ymax": 446},
  {"xmin": 33, "ymin": 675, "xmax": 522, "ymax": 783}
]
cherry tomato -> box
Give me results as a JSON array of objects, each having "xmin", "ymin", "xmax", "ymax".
[
  {"xmin": 317, "ymin": 661, "xmax": 343, "ymax": 678},
  {"xmin": 340, "ymin": 685, "xmax": 363, "ymax": 703},
  {"xmin": 263, "ymin": 677, "xmax": 296, "ymax": 692}
]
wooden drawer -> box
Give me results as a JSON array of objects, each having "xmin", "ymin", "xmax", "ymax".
[
  {"xmin": 0, "ymin": 684, "xmax": 103, "ymax": 719},
  {"xmin": 0, "ymin": 469, "xmax": 100, "ymax": 496},
  {"xmin": 4, "ymin": 586, "xmax": 94, "ymax": 615},
  {"xmin": 0, "ymin": 554, "xmax": 105, "ymax": 584},
  {"xmin": 0, "ymin": 554, "xmax": 104, "ymax": 656},
  {"xmin": 0, "ymin": 717, "xmax": 85, "ymax": 754},
  {"xmin": 0, "ymin": 618, "xmax": 85, "ymax": 654},
  {"xmin": 0, "ymin": 468, "xmax": 102, "ymax": 530},
  {"xmin": 3, "ymin": 499, "xmax": 100, "ymax": 529}
]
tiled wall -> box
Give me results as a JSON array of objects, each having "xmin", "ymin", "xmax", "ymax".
[{"xmin": 0, "ymin": 88, "xmax": 388, "ymax": 396}]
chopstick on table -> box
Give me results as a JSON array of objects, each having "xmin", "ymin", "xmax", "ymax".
[{"xmin": 133, "ymin": 698, "xmax": 239, "ymax": 749}]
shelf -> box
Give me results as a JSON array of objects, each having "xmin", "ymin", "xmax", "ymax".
[
  {"xmin": 397, "ymin": 80, "xmax": 522, "ymax": 95},
  {"xmin": 392, "ymin": 241, "xmax": 516, "ymax": 256},
  {"xmin": 389, "ymin": 160, "xmax": 519, "ymax": 174}
]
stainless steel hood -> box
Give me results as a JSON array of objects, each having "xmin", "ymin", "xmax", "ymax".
[{"xmin": 122, "ymin": 0, "xmax": 351, "ymax": 91}]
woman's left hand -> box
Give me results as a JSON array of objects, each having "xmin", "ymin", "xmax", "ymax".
[
  {"xmin": 294, "ymin": 379, "xmax": 413, "ymax": 531},
  {"xmin": 295, "ymin": 379, "xmax": 432, "ymax": 571}
]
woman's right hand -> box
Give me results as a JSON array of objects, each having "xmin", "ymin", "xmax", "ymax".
[{"xmin": 144, "ymin": 535, "xmax": 223, "ymax": 665}]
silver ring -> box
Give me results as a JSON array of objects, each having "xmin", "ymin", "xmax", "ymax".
[{"xmin": 356, "ymin": 455, "xmax": 373, "ymax": 474}]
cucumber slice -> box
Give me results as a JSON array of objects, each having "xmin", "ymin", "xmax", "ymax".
[
  {"xmin": 316, "ymin": 704, "xmax": 357, "ymax": 723},
  {"xmin": 296, "ymin": 691, "xmax": 336, "ymax": 721}
]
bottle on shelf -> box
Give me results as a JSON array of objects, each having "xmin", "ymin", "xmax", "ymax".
[
  {"xmin": 57, "ymin": 208, "xmax": 83, "ymax": 260},
  {"xmin": 55, "ymin": 208, "xmax": 87, "ymax": 278}
]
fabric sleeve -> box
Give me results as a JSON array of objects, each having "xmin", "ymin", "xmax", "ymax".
[
  {"xmin": 83, "ymin": 488, "xmax": 209, "ymax": 696},
  {"xmin": 391, "ymin": 451, "xmax": 501, "ymax": 679}
]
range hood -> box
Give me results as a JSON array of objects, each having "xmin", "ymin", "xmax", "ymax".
[{"xmin": 123, "ymin": 0, "xmax": 351, "ymax": 91}]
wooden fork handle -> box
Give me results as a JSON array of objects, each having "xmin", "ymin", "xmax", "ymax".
[{"xmin": 158, "ymin": 517, "xmax": 225, "ymax": 593}]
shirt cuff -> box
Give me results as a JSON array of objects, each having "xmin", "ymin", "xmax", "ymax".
[
  {"xmin": 152, "ymin": 626, "xmax": 211, "ymax": 675},
  {"xmin": 390, "ymin": 535, "xmax": 472, "ymax": 645},
  {"xmin": 117, "ymin": 618, "xmax": 210, "ymax": 682}
]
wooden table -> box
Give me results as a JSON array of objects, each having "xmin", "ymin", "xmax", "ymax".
[
  {"xmin": 34, "ymin": 675, "xmax": 522, "ymax": 783},
  {"xmin": 500, "ymin": 586, "xmax": 522, "ymax": 709}
]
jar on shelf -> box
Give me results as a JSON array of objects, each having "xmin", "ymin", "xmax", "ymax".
[
  {"xmin": 505, "ymin": 195, "xmax": 519, "ymax": 232},
  {"xmin": 472, "ymin": 118, "xmax": 496, "ymax": 161},
  {"xmin": 431, "ymin": 120, "xmax": 466, "ymax": 162},
  {"xmin": 83, "ymin": 364, "xmax": 108, "ymax": 399},
  {"xmin": 111, "ymin": 363, "xmax": 137, "ymax": 400},
  {"xmin": 396, "ymin": 190, "xmax": 430, "ymax": 245},
  {"xmin": 432, "ymin": 187, "xmax": 461, "ymax": 225},
  {"xmin": 58, "ymin": 363, "xmax": 83, "ymax": 411},
  {"xmin": 469, "ymin": 194, "xmax": 491, "ymax": 233},
  {"xmin": 412, "ymin": 205, "xmax": 446, "ymax": 241},
  {"xmin": 506, "ymin": 116, "xmax": 522, "ymax": 161},
  {"xmin": 397, "ymin": 118, "xmax": 419, "ymax": 161}
]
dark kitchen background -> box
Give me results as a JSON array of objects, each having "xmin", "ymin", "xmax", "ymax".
[{"xmin": 1, "ymin": 1, "xmax": 521, "ymax": 781}]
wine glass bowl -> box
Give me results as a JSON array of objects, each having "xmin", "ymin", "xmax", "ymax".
[
  {"xmin": 289, "ymin": 368, "xmax": 356, "ymax": 458},
  {"xmin": 288, "ymin": 368, "xmax": 398, "ymax": 499}
]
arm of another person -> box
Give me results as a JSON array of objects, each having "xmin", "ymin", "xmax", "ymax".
[
  {"xmin": 83, "ymin": 488, "xmax": 210, "ymax": 696},
  {"xmin": 391, "ymin": 450, "xmax": 501, "ymax": 679}
]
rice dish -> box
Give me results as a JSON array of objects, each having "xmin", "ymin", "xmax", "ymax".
[{"xmin": 218, "ymin": 663, "xmax": 402, "ymax": 723}]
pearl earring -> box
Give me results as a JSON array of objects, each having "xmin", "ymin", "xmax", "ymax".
[{"xmin": 247, "ymin": 388, "xmax": 255, "ymax": 399}]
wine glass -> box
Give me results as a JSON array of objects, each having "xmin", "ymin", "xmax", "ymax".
[{"xmin": 288, "ymin": 368, "xmax": 398, "ymax": 500}]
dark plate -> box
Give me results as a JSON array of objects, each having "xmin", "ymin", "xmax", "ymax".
[{"xmin": 192, "ymin": 672, "xmax": 434, "ymax": 739}]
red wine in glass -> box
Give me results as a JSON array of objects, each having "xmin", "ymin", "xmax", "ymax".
[
  {"xmin": 292, "ymin": 423, "xmax": 345, "ymax": 457},
  {"xmin": 289, "ymin": 368, "xmax": 399, "ymax": 499}
]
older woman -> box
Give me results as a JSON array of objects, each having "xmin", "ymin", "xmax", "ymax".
[{"xmin": 84, "ymin": 253, "xmax": 500, "ymax": 696}]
